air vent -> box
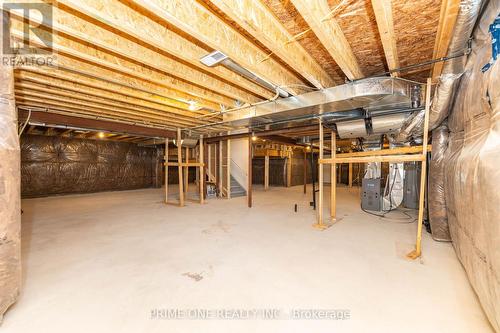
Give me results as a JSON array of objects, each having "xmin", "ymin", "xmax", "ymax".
[{"xmin": 200, "ymin": 50, "xmax": 228, "ymax": 67}]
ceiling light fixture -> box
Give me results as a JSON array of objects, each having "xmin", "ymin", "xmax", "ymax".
[{"xmin": 188, "ymin": 100, "xmax": 198, "ymax": 111}]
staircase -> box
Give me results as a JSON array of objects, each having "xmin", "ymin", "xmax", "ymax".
[{"xmin": 230, "ymin": 175, "xmax": 246, "ymax": 198}]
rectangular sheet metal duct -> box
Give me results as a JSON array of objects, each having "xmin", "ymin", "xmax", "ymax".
[{"xmin": 221, "ymin": 77, "xmax": 422, "ymax": 129}]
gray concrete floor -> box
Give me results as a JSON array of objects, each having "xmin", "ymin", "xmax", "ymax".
[{"xmin": 2, "ymin": 185, "xmax": 494, "ymax": 332}]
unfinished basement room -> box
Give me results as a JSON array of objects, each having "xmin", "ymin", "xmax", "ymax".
[{"xmin": 0, "ymin": 0, "xmax": 499, "ymax": 332}]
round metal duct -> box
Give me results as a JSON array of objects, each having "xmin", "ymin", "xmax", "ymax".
[
  {"xmin": 336, "ymin": 119, "xmax": 367, "ymax": 139},
  {"xmin": 371, "ymin": 113, "xmax": 409, "ymax": 135}
]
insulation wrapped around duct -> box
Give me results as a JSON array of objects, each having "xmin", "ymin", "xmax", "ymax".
[
  {"xmin": 428, "ymin": 124, "xmax": 451, "ymax": 241},
  {"xmin": 442, "ymin": 2, "xmax": 500, "ymax": 331},
  {"xmin": 0, "ymin": 57, "xmax": 21, "ymax": 318}
]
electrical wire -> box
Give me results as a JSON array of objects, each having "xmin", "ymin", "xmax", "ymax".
[{"xmin": 18, "ymin": 107, "xmax": 31, "ymax": 137}]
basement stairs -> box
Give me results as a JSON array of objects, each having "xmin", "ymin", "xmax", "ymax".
[{"xmin": 230, "ymin": 175, "xmax": 246, "ymax": 198}]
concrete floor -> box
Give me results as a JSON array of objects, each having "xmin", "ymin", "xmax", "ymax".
[{"xmin": 2, "ymin": 185, "xmax": 493, "ymax": 332}]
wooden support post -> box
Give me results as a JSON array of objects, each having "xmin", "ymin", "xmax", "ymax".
[
  {"xmin": 407, "ymin": 78, "xmax": 432, "ymax": 260},
  {"xmin": 219, "ymin": 141, "xmax": 223, "ymax": 197},
  {"xmin": 303, "ymin": 148, "xmax": 307, "ymax": 194},
  {"xmin": 177, "ymin": 129, "xmax": 184, "ymax": 207},
  {"xmin": 286, "ymin": 153, "xmax": 292, "ymax": 187},
  {"xmin": 184, "ymin": 147, "xmax": 189, "ymax": 193},
  {"xmin": 314, "ymin": 118, "xmax": 325, "ymax": 229},
  {"xmin": 348, "ymin": 154, "xmax": 353, "ymax": 188},
  {"xmin": 165, "ymin": 138, "xmax": 169, "ymax": 204},
  {"xmin": 214, "ymin": 142, "xmax": 219, "ymax": 193},
  {"xmin": 248, "ymin": 135, "xmax": 253, "ymax": 208},
  {"xmin": 338, "ymin": 161, "xmax": 342, "ymax": 184},
  {"xmin": 199, "ymin": 135, "xmax": 204, "ymax": 204},
  {"xmin": 227, "ymin": 139, "xmax": 231, "ymax": 199},
  {"xmin": 264, "ymin": 154, "xmax": 269, "ymax": 190},
  {"xmin": 195, "ymin": 146, "xmax": 199, "ymax": 186},
  {"xmin": 331, "ymin": 131, "xmax": 336, "ymax": 220},
  {"xmin": 207, "ymin": 144, "xmax": 211, "ymax": 182}
]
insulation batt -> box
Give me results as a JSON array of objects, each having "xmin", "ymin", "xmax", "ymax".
[
  {"xmin": 443, "ymin": 0, "xmax": 500, "ymax": 331},
  {"xmin": 0, "ymin": 38, "xmax": 21, "ymax": 321},
  {"xmin": 20, "ymin": 135, "xmax": 158, "ymax": 198}
]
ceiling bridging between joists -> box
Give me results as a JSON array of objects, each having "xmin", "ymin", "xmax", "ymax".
[{"xmin": 6, "ymin": 0, "xmax": 444, "ymax": 137}]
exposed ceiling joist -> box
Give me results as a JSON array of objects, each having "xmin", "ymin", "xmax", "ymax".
[
  {"xmin": 15, "ymin": 84, "xmax": 203, "ymax": 128},
  {"xmin": 54, "ymin": 0, "xmax": 274, "ymax": 100},
  {"xmin": 14, "ymin": 71, "xmax": 215, "ymax": 121},
  {"xmin": 9, "ymin": 6, "xmax": 271, "ymax": 103},
  {"xmin": 16, "ymin": 93, "xmax": 177, "ymax": 128},
  {"xmin": 431, "ymin": 0, "xmax": 461, "ymax": 82},
  {"xmin": 18, "ymin": 66, "xmax": 219, "ymax": 112},
  {"xmin": 9, "ymin": 20, "xmax": 246, "ymax": 108},
  {"xmin": 17, "ymin": 100, "xmax": 170, "ymax": 131},
  {"xmin": 207, "ymin": 0, "xmax": 335, "ymax": 89},
  {"xmin": 18, "ymin": 109, "xmax": 176, "ymax": 138},
  {"xmin": 127, "ymin": 0, "xmax": 305, "ymax": 95},
  {"xmin": 371, "ymin": 0, "xmax": 400, "ymax": 75},
  {"xmin": 290, "ymin": 0, "xmax": 364, "ymax": 81},
  {"xmin": 9, "ymin": 37, "xmax": 235, "ymax": 113}
]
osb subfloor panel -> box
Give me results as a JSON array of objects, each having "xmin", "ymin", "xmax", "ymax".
[{"xmin": 3, "ymin": 186, "xmax": 494, "ymax": 332}]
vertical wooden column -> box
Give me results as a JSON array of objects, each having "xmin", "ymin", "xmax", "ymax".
[
  {"xmin": 316, "ymin": 118, "xmax": 324, "ymax": 226},
  {"xmin": 207, "ymin": 144, "xmax": 212, "ymax": 182},
  {"xmin": 338, "ymin": 161, "xmax": 342, "ymax": 184},
  {"xmin": 214, "ymin": 142, "xmax": 219, "ymax": 193},
  {"xmin": 330, "ymin": 131, "xmax": 336, "ymax": 219},
  {"xmin": 184, "ymin": 147, "xmax": 189, "ymax": 193},
  {"xmin": 199, "ymin": 135, "xmax": 204, "ymax": 204},
  {"xmin": 248, "ymin": 135, "xmax": 253, "ymax": 208},
  {"xmin": 177, "ymin": 129, "xmax": 184, "ymax": 207},
  {"xmin": 408, "ymin": 77, "xmax": 432, "ymax": 259},
  {"xmin": 218, "ymin": 141, "xmax": 223, "ymax": 196},
  {"xmin": 264, "ymin": 154, "xmax": 269, "ymax": 190},
  {"xmin": 286, "ymin": 153, "xmax": 292, "ymax": 187},
  {"xmin": 348, "ymin": 162, "xmax": 353, "ymax": 187},
  {"xmin": 227, "ymin": 140, "xmax": 231, "ymax": 199},
  {"xmin": 165, "ymin": 138, "xmax": 169, "ymax": 204},
  {"xmin": 303, "ymin": 148, "xmax": 307, "ymax": 194}
]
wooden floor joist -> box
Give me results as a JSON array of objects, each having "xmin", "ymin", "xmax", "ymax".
[
  {"xmin": 10, "ymin": 27, "xmax": 237, "ymax": 108},
  {"xmin": 431, "ymin": 0, "xmax": 461, "ymax": 81},
  {"xmin": 127, "ymin": 0, "xmax": 305, "ymax": 95},
  {"xmin": 55, "ymin": 0, "xmax": 274, "ymax": 100},
  {"xmin": 208, "ymin": 0, "xmax": 335, "ymax": 89},
  {"xmin": 371, "ymin": 0, "xmax": 400, "ymax": 75},
  {"xmin": 291, "ymin": 0, "xmax": 364, "ymax": 81}
]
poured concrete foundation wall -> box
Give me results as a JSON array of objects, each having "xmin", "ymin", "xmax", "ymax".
[
  {"xmin": 21, "ymin": 135, "xmax": 161, "ymax": 197},
  {"xmin": 0, "ymin": 60, "xmax": 21, "ymax": 319}
]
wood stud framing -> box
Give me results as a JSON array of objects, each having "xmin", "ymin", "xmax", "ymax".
[{"xmin": 318, "ymin": 78, "xmax": 433, "ymax": 259}]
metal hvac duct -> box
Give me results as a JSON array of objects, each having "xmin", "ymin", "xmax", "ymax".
[
  {"xmin": 200, "ymin": 50, "xmax": 289, "ymax": 98},
  {"xmin": 337, "ymin": 113, "xmax": 411, "ymax": 139},
  {"xmin": 220, "ymin": 77, "xmax": 422, "ymax": 129},
  {"xmin": 337, "ymin": 119, "xmax": 367, "ymax": 138}
]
